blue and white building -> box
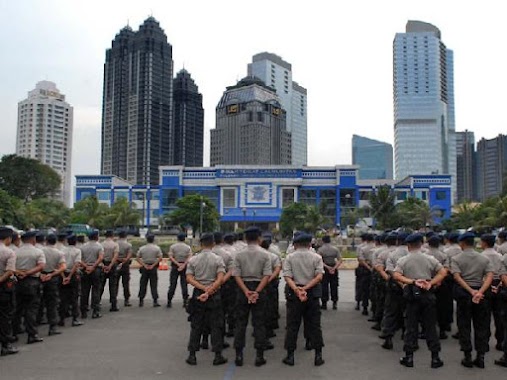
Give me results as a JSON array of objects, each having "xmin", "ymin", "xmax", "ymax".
[{"xmin": 76, "ymin": 166, "xmax": 452, "ymax": 230}]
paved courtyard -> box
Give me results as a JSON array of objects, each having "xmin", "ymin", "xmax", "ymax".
[{"xmin": 1, "ymin": 270, "xmax": 506, "ymax": 379}]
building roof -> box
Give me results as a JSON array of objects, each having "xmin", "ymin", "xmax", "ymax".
[
  {"xmin": 252, "ymin": 52, "xmax": 292, "ymax": 71},
  {"xmin": 218, "ymin": 76, "xmax": 281, "ymax": 108},
  {"xmin": 406, "ymin": 20, "xmax": 441, "ymax": 39}
]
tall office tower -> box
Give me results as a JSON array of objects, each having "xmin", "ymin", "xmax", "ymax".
[
  {"xmin": 248, "ymin": 52, "xmax": 307, "ymax": 165},
  {"xmin": 101, "ymin": 17, "xmax": 173, "ymax": 185},
  {"xmin": 393, "ymin": 20, "xmax": 456, "ymax": 201},
  {"xmin": 173, "ymin": 69, "xmax": 204, "ymax": 167},
  {"xmin": 455, "ymin": 130, "xmax": 476, "ymax": 202},
  {"xmin": 476, "ymin": 134, "xmax": 507, "ymax": 201},
  {"xmin": 210, "ymin": 76, "xmax": 292, "ymax": 166},
  {"xmin": 352, "ymin": 135, "xmax": 393, "ymax": 179},
  {"xmin": 16, "ymin": 81, "xmax": 73, "ymax": 205}
]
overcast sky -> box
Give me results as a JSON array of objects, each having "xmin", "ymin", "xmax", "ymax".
[{"xmin": 1, "ymin": 0, "xmax": 506, "ymax": 181}]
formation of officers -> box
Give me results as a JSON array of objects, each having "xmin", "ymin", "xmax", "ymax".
[{"xmin": 356, "ymin": 230, "xmax": 507, "ymax": 369}]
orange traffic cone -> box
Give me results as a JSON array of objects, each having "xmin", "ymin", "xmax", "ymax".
[{"xmin": 159, "ymin": 259, "xmax": 169, "ymax": 270}]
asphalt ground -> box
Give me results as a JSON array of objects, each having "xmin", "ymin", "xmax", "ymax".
[{"xmin": 1, "ymin": 270, "xmax": 506, "ymax": 379}]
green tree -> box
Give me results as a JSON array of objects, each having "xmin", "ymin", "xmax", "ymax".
[
  {"xmin": 71, "ymin": 196, "xmax": 109, "ymax": 229},
  {"xmin": 31, "ymin": 198, "xmax": 70, "ymax": 228},
  {"xmin": 366, "ymin": 185, "xmax": 396, "ymax": 229},
  {"xmin": 102, "ymin": 198, "xmax": 140, "ymax": 227},
  {"xmin": 0, "ymin": 189, "xmax": 23, "ymax": 226},
  {"xmin": 0, "ymin": 154, "xmax": 61, "ymax": 202},
  {"xmin": 166, "ymin": 195, "xmax": 219, "ymax": 234},
  {"xmin": 279, "ymin": 203, "xmax": 326, "ymax": 237},
  {"xmin": 396, "ymin": 197, "xmax": 438, "ymax": 229}
]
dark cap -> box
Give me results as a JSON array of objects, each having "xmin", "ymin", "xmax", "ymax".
[
  {"xmin": 294, "ymin": 233, "xmax": 313, "ymax": 245},
  {"xmin": 458, "ymin": 232, "xmax": 476, "ymax": 242},
  {"xmin": 480, "ymin": 234, "xmax": 496, "ymax": 247},
  {"xmin": 22, "ymin": 230, "xmax": 38, "ymax": 240},
  {"xmin": 498, "ymin": 231, "xmax": 507, "ymax": 240},
  {"xmin": 57, "ymin": 231, "xmax": 68, "ymax": 239},
  {"xmin": 118, "ymin": 230, "xmax": 127, "ymax": 238},
  {"xmin": 447, "ymin": 232, "xmax": 460, "ymax": 243},
  {"xmin": 427, "ymin": 235, "xmax": 441, "ymax": 247},
  {"xmin": 105, "ymin": 229, "xmax": 114, "ymax": 237},
  {"xmin": 0, "ymin": 227, "xmax": 13, "ymax": 240},
  {"xmin": 67, "ymin": 234, "xmax": 77, "ymax": 245},
  {"xmin": 405, "ymin": 233, "xmax": 424, "ymax": 244},
  {"xmin": 385, "ymin": 232, "xmax": 398, "ymax": 243},
  {"xmin": 224, "ymin": 233, "xmax": 234, "ymax": 243},
  {"xmin": 245, "ymin": 226, "xmax": 261, "ymax": 241},
  {"xmin": 88, "ymin": 230, "xmax": 99, "ymax": 239},
  {"xmin": 397, "ymin": 232, "xmax": 409, "ymax": 243},
  {"xmin": 425, "ymin": 231, "xmax": 436, "ymax": 238},
  {"xmin": 200, "ymin": 233, "xmax": 214, "ymax": 245},
  {"xmin": 177, "ymin": 233, "xmax": 186, "ymax": 241}
]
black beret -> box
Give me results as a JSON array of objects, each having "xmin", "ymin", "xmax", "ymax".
[
  {"xmin": 480, "ymin": 234, "xmax": 496, "ymax": 247},
  {"xmin": 447, "ymin": 232, "xmax": 460, "ymax": 243},
  {"xmin": 177, "ymin": 233, "xmax": 186, "ymax": 241},
  {"xmin": 385, "ymin": 232, "xmax": 398, "ymax": 242},
  {"xmin": 427, "ymin": 235, "xmax": 441, "ymax": 246},
  {"xmin": 57, "ymin": 231, "xmax": 69, "ymax": 239},
  {"xmin": 397, "ymin": 232, "xmax": 409, "ymax": 243},
  {"xmin": 245, "ymin": 226, "xmax": 261, "ymax": 234},
  {"xmin": 88, "ymin": 230, "xmax": 99, "ymax": 239},
  {"xmin": 405, "ymin": 233, "xmax": 423, "ymax": 244},
  {"xmin": 105, "ymin": 229, "xmax": 114, "ymax": 237},
  {"xmin": 67, "ymin": 234, "xmax": 77, "ymax": 244},
  {"xmin": 0, "ymin": 227, "xmax": 13, "ymax": 240},
  {"xmin": 200, "ymin": 233, "xmax": 214, "ymax": 244},
  {"xmin": 498, "ymin": 231, "xmax": 507, "ymax": 240},
  {"xmin": 118, "ymin": 230, "xmax": 127, "ymax": 238},
  {"xmin": 458, "ymin": 232, "xmax": 476, "ymax": 242},
  {"xmin": 22, "ymin": 230, "xmax": 38, "ymax": 239},
  {"xmin": 294, "ymin": 233, "xmax": 313, "ymax": 244},
  {"xmin": 224, "ymin": 233, "xmax": 234, "ymax": 240}
]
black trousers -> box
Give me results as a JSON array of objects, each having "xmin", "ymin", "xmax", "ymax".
[
  {"xmin": 403, "ymin": 289, "xmax": 440, "ymax": 353},
  {"xmin": 59, "ymin": 274, "xmax": 80, "ymax": 320},
  {"xmin": 266, "ymin": 279, "xmax": 280, "ymax": 332},
  {"xmin": 369, "ymin": 272, "xmax": 378, "ymax": 315},
  {"xmin": 220, "ymin": 279, "xmax": 237, "ymax": 332},
  {"xmin": 139, "ymin": 267, "xmax": 158, "ymax": 301},
  {"xmin": 437, "ymin": 276, "xmax": 454, "ymax": 329},
  {"xmin": 357, "ymin": 267, "xmax": 371, "ymax": 309},
  {"xmin": 167, "ymin": 264, "xmax": 188, "ymax": 302},
  {"xmin": 373, "ymin": 276, "xmax": 386, "ymax": 322},
  {"xmin": 100, "ymin": 263, "xmax": 118, "ymax": 304},
  {"xmin": 187, "ymin": 289, "xmax": 224, "ymax": 353},
  {"xmin": 116, "ymin": 263, "xmax": 131, "ymax": 301},
  {"xmin": 455, "ymin": 289, "xmax": 491, "ymax": 354},
  {"xmin": 14, "ymin": 277, "xmax": 41, "ymax": 336},
  {"xmin": 490, "ymin": 285, "xmax": 505, "ymax": 346},
  {"xmin": 80, "ymin": 268, "xmax": 102, "ymax": 314},
  {"xmin": 0, "ymin": 283, "xmax": 15, "ymax": 345},
  {"xmin": 41, "ymin": 275, "xmax": 61, "ymax": 326},
  {"xmin": 501, "ymin": 293, "xmax": 507, "ymax": 354},
  {"xmin": 322, "ymin": 268, "xmax": 338, "ymax": 303},
  {"xmin": 284, "ymin": 285, "xmax": 324, "ymax": 351},
  {"xmin": 233, "ymin": 281, "xmax": 267, "ymax": 350},
  {"xmin": 381, "ymin": 282, "xmax": 405, "ymax": 337}
]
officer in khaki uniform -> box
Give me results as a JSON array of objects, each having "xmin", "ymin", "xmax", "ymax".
[
  {"xmin": 59, "ymin": 234, "xmax": 84, "ymax": 327},
  {"xmin": 136, "ymin": 234, "xmax": 162, "ymax": 307},
  {"xmin": 357, "ymin": 234, "xmax": 375, "ymax": 315},
  {"xmin": 495, "ymin": 254, "xmax": 507, "ymax": 367},
  {"xmin": 80, "ymin": 231, "xmax": 104, "ymax": 319},
  {"xmin": 393, "ymin": 233, "xmax": 446, "ymax": 369},
  {"xmin": 167, "ymin": 233, "xmax": 192, "ymax": 308},
  {"xmin": 318, "ymin": 235, "xmax": 342, "ymax": 310},
  {"xmin": 496, "ymin": 231, "xmax": 507, "ymax": 255},
  {"xmin": 451, "ymin": 232, "xmax": 494, "ymax": 369},
  {"xmin": 260, "ymin": 237, "xmax": 281, "ymax": 342},
  {"xmin": 0, "ymin": 227, "xmax": 18, "ymax": 356},
  {"xmin": 101, "ymin": 230, "xmax": 120, "ymax": 312},
  {"xmin": 223, "ymin": 233, "xmax": 238, "ymax": 336},
  {"xmin": 116, "ymin": 231, "xmax": 133, "ymax": 307},
  {"xmin": 14, "ymin": 231, "xmax": 46, "ymax": 344},
  {"xmin": 282, "ymin": 233, "xmax": 325, "ymax": 367},
  {"xmin": 185, "ymin": 233, "xmax": 227, "ymax": 366},
  {"xmin": 40, "ymin": 234, "xmax": 66, "ymax": 336},
  {"xmin": 232, "ymin": 226, "xmax": 272, "ymax": 367}
]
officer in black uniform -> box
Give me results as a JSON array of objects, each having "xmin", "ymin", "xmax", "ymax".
[{"xmin": 0, "ymin": 227, "xmax": 18, "ymax": 356}]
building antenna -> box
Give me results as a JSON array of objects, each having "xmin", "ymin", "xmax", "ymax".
[{"xmin": 127, "ymin": 19, "xmax": 129, "ymax": 27}]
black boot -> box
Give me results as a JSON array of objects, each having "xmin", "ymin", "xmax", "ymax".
[
  {"xmin": 201, "ymin": 335, "xmax": 209, "ymax": 349},
  {"xmin": 255, "ymin": 349, "xmax": 266, "ymax": 367},
  {"xmin": 494, "ymin": 354, "xmax": 507, "ymax": 367},
  {"xmin": 305, "ymin": 339, "xmax": 312, "ymax": 351},
  {"xmin": 213, "ymin": 352, "xmax": 228, "ymax": 366},
  {"xmin": 362, "ymin": 308, "xmax": 368, "ymax": 316},
  {"xmin": 153, "ymin": 300, "xmax": 161, "ymax": 307},
  {"xmin": 282, "ymin": 350, "xmax": 295, "ymax": 366},
  {"xmin": 400, "ymin": 352, "xmax": 414, "ymax": 367},
  {"xmin": 48, "ymin": 325, "xmax": 62, "ymax": 336},
  {"xmin": 431, "ymin": 351, "xmax": 444, "ymax": 368},
  {"xmin": 320, "ymin": 302, "xmax": 327, "ymax": 310},
  {"xmin": 72, "ymin": 319, "xmax": 84, "ymax": 327},
  {"xmin": 461, "ymin": 351, "xmax": 473, "ymax": 368},
  {"xmin": 314, "ymin": 348, "xmax": 325, "ymax": 366},
  {"xmin": 332, "ymin": 301, "xmax": 337, "ymax": 310},
  {"xmin": 27, "ymin": 335, "xmax": 43, "ymax": 344},
  {"xmin": 124, "ymin": 299, "xmax": 132, "ymax": 307},
  {"xmin": 92, "ymin": 311, "xmax": 102, "ymax": 319},
  {"xmin": 1, "ymin": 343, "xmax": 19, "ymax": 356},
  {"xmin": 355, "ymin": 302, "xmax": 360, "ymax": 310},
  {"xmin": 186, "ymin": 351, "xmax": 197, "ymax": 365},
  {"xmin": 371, "ymin": 323, "xmax": 381, "ymax": 331},
  {"xmin": 381, "ymin": 337, "xmax": 393, "ymax": 350},
  {"xmin": 110, "ymin": 302, "xmax": 119, "ymax": 312},
  {"xmin": 473, "ymin": 352, "xmax": 485, "ymax": 369},
  {"xmin": 235, "ymin": 349, "xmax": 243, "ymax": 366},
  {"xmin": 139, "ymin": 299, "xmax": 144, "ymax": 307},
  {"xmin": 439, "ymin": 330, "xmax": 448, "ymax": 340}
]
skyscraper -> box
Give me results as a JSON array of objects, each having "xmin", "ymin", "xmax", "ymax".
[
  {"xmin": 248, "ymin": 52, "xmax": 307, "ymax": 165},
  {"xmin": 210, "ymin": 76, "xmax": 291, "ymax": 166},
  {"xmin": 173, "ymin": 69, "xmax": 204, "ymax": 167},
  {"xmin": 455, "ymin": 130, "xmax": 476, "ymax": 202},
  {"xmin": 476, "ymin": 134, "xmax": 507, "ymax": 201},
  {"xmin": 393, "ymin": 21, "xmax": 456, "ymax": 200},
  {"xmin": 352, "ymin": 135, "xmax": 393, "ymax": 179},
  {"xmin": 16, "ymin": 81, "xmax": 73, "ymax": 205},
  {"xmin": 101, "ymin": 17, "xmax": 173, "ymax": 185}
]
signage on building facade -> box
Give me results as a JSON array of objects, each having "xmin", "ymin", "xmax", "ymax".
[{"xmin": 217, "ymin": 168, "xmax": 300, "ymax": 178}]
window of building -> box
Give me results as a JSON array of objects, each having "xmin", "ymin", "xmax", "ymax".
[
  {"xmin": 222, "ymin": 188, "xmax": 237, "ymax": 208},
  {"xmin": 359, "ymin": 190, "xmax": 371, "ymax": 200},
  {"xmin": 281, "ymin": 188, "xmax": 295, "ymax": 208},
  {"xmin": 114, "ymin": 190, "xmax": 129, "ymax": 201},
  {"xmin": 161, "ymin": 189, "xmax": 179, "ymax": 211},
  {"xmin": 396, "ymin": 191, "xmax": 408, "ymax": 201},
  {"xmin": 320, "ymin": 189, "xmax": 337, "ymax": 219},
  {"xmin": 248, "ymin": 111, "xmax": 253, "ymax": 122},
  {"xmin": 97, "ymin": 191, "xmax": 111, "ymax": 201},
  {"xmin": 257, "ymin": 112, "xmax": 263, "ymax": 122},
  {"xmin": 414, "ymin": 190, "xmax": 427, "ymax": 201},
  {"xmin": 300, "ymin": 189, "xmax": 317, "ymax": 206},
  {"xmin": 435, "ymin": 190, "xmax": 447, "ymax": 200}
]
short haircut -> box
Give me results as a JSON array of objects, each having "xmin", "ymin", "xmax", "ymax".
[
  {"xmin": 147, "ymin": 235, "xmax": 155, "ymax": 243},
  {"xmin": 322, "ymin": 235, "xmax": 331, "ymax": 244},
  {"xmin": 46, "ymin": 234, "xmax": 57, "ymax": 245}
]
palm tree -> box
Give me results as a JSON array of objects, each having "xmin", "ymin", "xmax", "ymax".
[
  {"xmin": 104, "ymin": 198, "xmax": 141, "ymax": 227},
  {"xmin": 71, "ymin": 196, "xmax": 109, "ymax": 228},
  {"xmin": 367, "ymin": 185, "xmax": 396, "ymax": 229}
]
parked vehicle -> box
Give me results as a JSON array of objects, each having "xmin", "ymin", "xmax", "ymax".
[
  {"xmin": 113, "ymin": 225, "xmax": 140, "ymax": 237},
  {"xmin": 65, "ymin": 224, "xmax": 93, "ymax": 236}
]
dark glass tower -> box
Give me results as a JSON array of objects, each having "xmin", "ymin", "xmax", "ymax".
[
  {"xmin": 173, "ymin": 69, "xmax": 204, "ymax": 167},
  {"xmin": 101, "ymin": 17, "xmax": 173, "ymax": 185}
]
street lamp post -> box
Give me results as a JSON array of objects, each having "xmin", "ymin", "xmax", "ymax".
[{"xmin": 242, "ymin": 207, "xmax": 247, "ymax": 230}]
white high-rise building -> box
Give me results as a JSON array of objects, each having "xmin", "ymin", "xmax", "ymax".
[
  {"xmin": 248, "ymin": 52, "xmax": 308, "ymax": 166},
  {"xmin": 16, "ymin": 81, "xmax": 74, "ymax": 205}
]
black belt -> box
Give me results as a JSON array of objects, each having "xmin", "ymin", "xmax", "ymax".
[{"xmin": 42, "ymin": 271, "xmax": 55, "ymax": 274}]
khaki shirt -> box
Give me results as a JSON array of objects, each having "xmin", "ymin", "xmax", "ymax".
[
  {"xmin": 394, "ymin": 250, "xmax": 443, "ymax": 280},
  {"xmin": 496, "ymin": 241, "xmax": 507, "ymax": 255},
  {"xmin": 426, "ymin": 248, "xmax": 448, "ymax": 267},
  {"xmin": 269, "ymin": 251, "xmax": 282, "ymax": 271},
  {"xmin": 55, "ymin": 242, "xmax": 66, "ymax": 251},
  {"xmin": 102, "ymin": 239, "xmax": 119, "ymax": 262},
  {"xmin": 81, "ymin": 241, "xmax": 104, "ymax": 265},
  {"xmin": 15, "ymin": 244, "xmax": 46, "ymax": 277},
  {"xmin": 268, "ymin": 244, "xmax": 281, "ymax": 257},
  {"xmin": 169, "ymin": 242, "xmax": 192, "ymax": 263},
  {"xmin": 137, "ymin": 243, "xmax": 162, "ymax": 265},
  {"xmin": 233, "ymin": 241, "xmax": 247, "ymax": 252},
  {"xmin": 375, "ymin": 246, "xmax": 395, "ymax": 268},
  {"xmin": 283, "ymin": 249, "xmax": 324, "ymax": 285},
  {"xmin": 232, "ymin": 244, "xmax": 272, "ymax": 281},
  {"xmin": 318, "ymin": 243, "xmax": 341, "ymax": 266},
  {"xmin": 386, "ymin": 245, "xmax": 409, "ymax": 272},
  {"xmin": 213, "ymin": 245, "xmax": 233, "ymax": 271},
  {"xmin": 358, "ymin": 243, "xmax": 375, "ymax": 264},
  {"xmin": 117, "ymin": 239, "xmax": 132, "ymax": 260},
  {"xmin": 0, "ymin": 243, "xmax": 16, "ymax": 276},
  {"xmin": 482, "ymin": 248, "xmax": 503, "ymax": 281},
  {"xmin": 42, "ymin": 246, "xmax": 66, "ymax": 272},
  {"xmin": 450, "ymin": 248, "xmax": 494, "ymax": 288},
  {"xmin": 223, "ymin": 244, "xmax": 237, "ymax": 259},
  {"xmin": 500, "ymin": 255, "xmax": 507, "ymax": 276},
  {"xmin": 444, "ymin": 244, "xmax": 462, "ymax": 261},
  {"xmin": 63, "ymin": 246, "xmax": 82, "ymax": 270},
  {"xmin": 186, "ymin": 249, "xmax": 225, "ymax": 286}
]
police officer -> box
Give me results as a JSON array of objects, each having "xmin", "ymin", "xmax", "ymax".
[
  {"xmin": 185, "ymin": 233, "xmax": 227, "ymax": 366},
  {"xmin": 451, "ymin": 232, "xmax": 494, "ymax": 368},
  {"xmin": 495, "ymin": 254, "xmax": 507, "ymax": 367},
  {"xmin": 76, "ymin": 235, "xmax": 86, "ymax": 249},
  {"xmin": 56, "ymin": 232, "xmax": 67, "ymax": 251},
  {"xmin": 357, "ymin": 234, "xmax": 375, "ymax": 315},
  {"xmin": 233, "ymin": 232, "xmax": 247, "ymax": 251},
  {"xmin": 40, "ymin": 234, "xmax": 66, "ymax": 336},
  {"xmin": 136, "ymin": 234, "xmax": 162, "ymax": 307},
  {"xmin": 80, "ymin": 230, "xmax": 104, "ymax": 319},
  {"xmin": 354, "ymin": 234, "xmax": 367, "ymax": 311},
  {"xmin": 35, "ymin": 232, "xmax": 46, "ymax": 249},
  {"xmin": 13, "ymin": 231, "xmax": 46, "ymax": 344},
  {"xmin": 318, "ymin": 235, "xmax": 342, "ymax": 310},
  {"xmin": 260, "ymin": 237, "xmax": 281, "ymax": 342},
  {"xmin": 393, "ymin": 233, "xmax": 446, "ymax": 369},
  {"xmin": 0, "ymin": 227, "xmax": 18, "ymax": 356},
  {"xmin": 223, "ymin": 233, "xmax": 238, "ymax": 336},
  {"xmin": 101, "ymin": 230, "xmax": 120, "ymax": 312},
  {"xmin": 496, "ymin": 231, "xmax": 507, "ymax": 255},
  {"xmin": 167, "ymin": 233, "xmax": 192, "ymax": 308},
  {"xmin": 232, "ymin": 226, "xmax": 272, "ymax": 367},
  {"xmin": 116, "ymin": 231, "xmax": 133, "ymax": 307},
  {"xmin": 59, "ymin": 234, "xmax": 84, "ymax": 327},
  {"xmin": 282, "ymin": 233, "xmax": 325, "ymax": 366}
]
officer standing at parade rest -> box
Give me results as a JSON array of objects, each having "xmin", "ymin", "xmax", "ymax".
[
  {"xmin": 185, "ymin": 233, "xmax": 227, "ymax": 366},
  {"xmin": 0, "ymin": 227, "xmax": 18, "ymax": 356},
  {"xmin": 59, "ymin": 234, "xmax": 84, "ymax": 327},
  {"xmin": 80, "ymin": 230, "xmax": 104, "ymax": 319},
  {"xmin": 13, "ymin": 231, "xmax": 46, "ymax": 344},
  {"xmin": 116, "ymin": 231, "xmax": 133, "ymax": 307},
  {"xmin": 357, "ymin": 234, "xmax": 375, "ymax": 315},
  {"xmin": 167, "ymin": 233, "xmax": 192, "ymax": 308},
  {"xmin": 451, "ymin": 232, "xmax": 494, "ymax": 368},
  {"xmin": 260, "ymin": 236, "xmax": 282, "ymax": 342},
  {"xmin": 318, "ymin": 235, "xmax": 342, "ymax": 310},
  {"xmin": 136, "ymin": 234, "xmax": 162, "ymax": 307},
  {"xmin": 101, "ymin": 230, "xmax": 120, "ymax": 312},
  {"xmin": 393, "ymin": 233, "xmax": 446, "ymax": 369},
  {"xmin": 496, "ymin": 231, "xmax": 507, "ymax": 255},
  {"xmin": 495, "ymin": 253, "xmax": 507, "ymax": 367},
  {"xmin": 282, "ymin": 232, "xmax": 325, "ymax": 367},
  {"xmin": 232, "ymin": 226, "xmax": 272, "ymax": 367}
]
